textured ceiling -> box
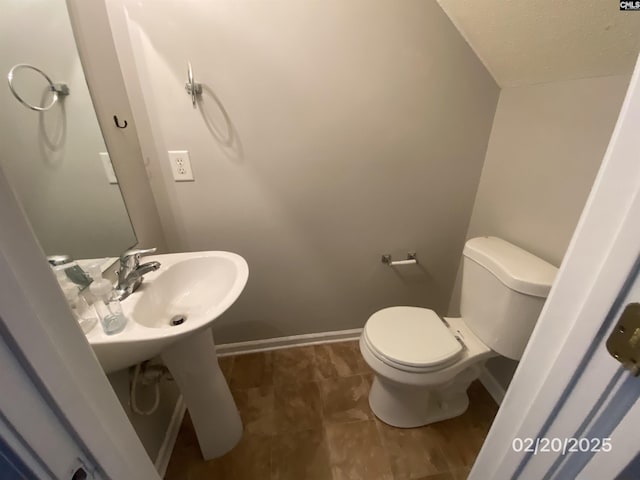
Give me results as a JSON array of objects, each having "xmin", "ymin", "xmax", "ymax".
[{"xmin": 438, "ymin": 0, "xmax": 640, "ymax": 87}]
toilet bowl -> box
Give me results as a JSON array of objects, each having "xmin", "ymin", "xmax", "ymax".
[
  {"xmin": 360, "ymin": 237, "xmax": 557, "ymax": 428},
  {"xmin": 360, "ymin": 307, "xmax": 495, "ymax": 428}
]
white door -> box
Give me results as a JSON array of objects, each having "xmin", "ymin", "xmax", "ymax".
[
  {"xmin": 578, "ymin": 316, "xmax": 640, "ymax": 479},
  {"xmin": 516, "ymin": 273, "xmax": 640, "ymax": 479},
  {"xmin": 0, "ymin": 333, "xmax": 100, "ymax": 480},
  {"xmin": 471, "ymin": 54, "xmax": 640, "ymax": 479}
]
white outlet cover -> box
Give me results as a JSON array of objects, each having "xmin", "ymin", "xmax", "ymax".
[
  {"xmin": 168, "ymin": 150, "xmax": 195, "ymax": 182},
  {"xmin": 99, "ymin": 152, "xmax": 118, "ymax": 184}
]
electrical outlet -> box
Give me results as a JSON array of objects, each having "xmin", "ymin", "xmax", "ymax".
[
  {"xmin": 168, "ymin": 150, "xmax": 194, "ymax": 181},
  {"xmin": 98, "ymin": 152, "xmax": 118, "ymax": 184}
]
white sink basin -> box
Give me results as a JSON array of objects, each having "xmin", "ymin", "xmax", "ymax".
[
  {"xmin": 87, "ymin": 250, "xmax": 248, "ymax": 373},
  {"xmin": 87, "ymin": 250, "xmax": 249, "ymax": 459}
]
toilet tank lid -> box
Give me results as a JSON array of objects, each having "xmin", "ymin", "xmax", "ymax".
[{"xmin": 463, "ymin": 237, "xmax": 558, "ymax": 297}]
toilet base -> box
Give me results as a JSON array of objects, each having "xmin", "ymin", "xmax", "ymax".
[{"xmin": 368, "ymin": 371, "xmax": 475, "ymax": 428}]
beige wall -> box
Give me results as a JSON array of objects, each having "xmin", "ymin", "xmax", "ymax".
[
  {"xmin": 108, "ymin": 367, "xmax": 181, "ymax": 462},
  {"xmin": 466, "ymin": 74, "xmax": 631, "ymax": 266},
  {"xmin": 450, "ymin": 74, "xmax": 630, "ymax": 389},
  {"xmin": 112, "ymin": 0, "xmax": 500, "ymax": 344}
]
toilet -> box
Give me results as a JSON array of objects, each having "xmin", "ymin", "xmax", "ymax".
[{"xmin": 360, "ymin": 236, "xmax": 557, "ymax": 428}]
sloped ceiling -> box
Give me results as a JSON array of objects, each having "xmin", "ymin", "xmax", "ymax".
[{"xmin": 438, "ymin": 0, "xmax": 640, "ymax": 87}]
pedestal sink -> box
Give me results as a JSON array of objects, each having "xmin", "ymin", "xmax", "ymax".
[{"xmin": 86, "ymin": 251, "xmax": 249, "ymax": 459}]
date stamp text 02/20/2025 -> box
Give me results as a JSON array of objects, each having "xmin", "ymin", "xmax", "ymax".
[{"xmin": 512, "ymin": 437, "xmax": 612, "ymax": 455}]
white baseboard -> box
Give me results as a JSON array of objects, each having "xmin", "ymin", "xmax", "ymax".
[
  {"xmin": 479, "ymin": 366, "xmax": 506, "ymax": 405},
  {"xmin": 154, "ymin": 395, "xmax": 186, "ymax": 477},
  {"xmin": 216, "ymin": 328, "xmax": 363, "ymax": 356}
]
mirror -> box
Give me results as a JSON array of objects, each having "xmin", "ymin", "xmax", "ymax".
[{"xmin": 0, "ymin": 0, "xmax": 136, "ymax": 261}]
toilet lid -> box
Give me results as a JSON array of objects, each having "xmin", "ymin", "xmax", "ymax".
[{"xmin": 364, "ymin": 307, "xmax": 463, "ymax": 368}]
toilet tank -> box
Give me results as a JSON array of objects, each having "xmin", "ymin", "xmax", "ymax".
[{"xmin": 460, "ymin": 237, "xmax": 557, "ymax": 360}]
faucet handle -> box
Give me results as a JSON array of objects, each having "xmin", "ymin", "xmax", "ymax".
[
  {"xmin": 121, "ymin": 247, "xmax": 157, "ymax": 258},
  {"xmin": 120, "ymin": 247, "xmax": 157, "ymax": 267}
]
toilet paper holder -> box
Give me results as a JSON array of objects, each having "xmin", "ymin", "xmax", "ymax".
[{"xmin": 381, "ymin": 252, "xmax": 418, "ymax": 266}]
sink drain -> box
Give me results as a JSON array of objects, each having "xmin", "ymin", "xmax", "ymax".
[{"xmin": 169, "ymin": 315, "xmax": 186, "ymax": 326}]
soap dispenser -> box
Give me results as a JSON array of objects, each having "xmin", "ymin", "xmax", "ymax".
[{"xmin": 88, "ymin": 265, "xmax": 128, "ymax": 335}]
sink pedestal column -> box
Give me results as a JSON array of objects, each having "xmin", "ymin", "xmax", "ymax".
[{"xmin": 162, "ymin": 328, "xmax": 242, "ymax": 460}]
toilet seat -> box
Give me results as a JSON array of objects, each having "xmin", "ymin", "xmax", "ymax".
[{"xmin": 363, "ymin": 307, "xmax": 463, "ymax": 372}]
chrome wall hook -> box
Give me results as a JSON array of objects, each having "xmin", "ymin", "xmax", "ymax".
[{"xmin": 185, "ymin": 62, "xmax": 202, "ymax": 108}]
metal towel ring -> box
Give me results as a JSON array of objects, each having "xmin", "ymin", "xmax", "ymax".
[
  {"xmin": 185, "ymin": 62, "xmax": 202, "ymax": 108},
  {"xmin": 7, "ymin": 64, "xmax": 69, "ymax": 112}
]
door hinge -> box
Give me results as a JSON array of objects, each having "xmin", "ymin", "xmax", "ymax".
[{"xmin": 606, "ymin": 303, "xmax": 640, "ymax": 376}]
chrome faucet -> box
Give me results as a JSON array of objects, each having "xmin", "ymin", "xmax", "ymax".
[{"xmin": 115, "ymin": 248, "xmax": 161, "ymax": 300}]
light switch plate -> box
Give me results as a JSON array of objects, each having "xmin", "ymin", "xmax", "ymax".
[
  {"xmin": 99, "ymin": 152, "xmax": 118, "ymax": 184},
  {"xmin": 168, "ymin": 150, "xmax": 194, "ymax": 182}
]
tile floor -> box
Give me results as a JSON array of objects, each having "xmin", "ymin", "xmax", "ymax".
[{"xmin": 164, "ymin": 341, "xmax": 498, "ymax": 480}]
